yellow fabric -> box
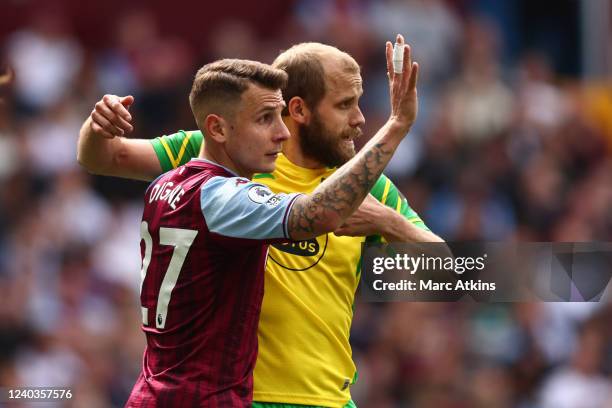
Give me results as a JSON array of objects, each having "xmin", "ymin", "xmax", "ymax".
[
  {"xmin": 395, "ymin": 195, "xmax": 403, "ymax": 212},
  {"xmin": 380, "ymin": 177, "xmax": 391, "ymax": 205},
  {"xmin": 254, "ymin": 153, "xmax": 361, "ymax": 407},
  {"xmin": 160, "ymin": 131, "xmax": 193, "ymax": 168}
]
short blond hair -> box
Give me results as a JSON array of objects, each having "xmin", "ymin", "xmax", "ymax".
[{"xmin": 273, "ymin": 43, "xmax": 359, "ymax": 114}]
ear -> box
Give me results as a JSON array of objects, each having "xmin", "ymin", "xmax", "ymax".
[
  {"xmin": 203, "ymin": 114, "xmax": 228, "ymax": 143},
  {"xmin": 287, "ymin": 96, "xmax": 312, "ymax": 125}
]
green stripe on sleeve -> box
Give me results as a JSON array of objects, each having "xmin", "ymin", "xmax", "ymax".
[
  {"xmin": 150, "ymin": 130, "xmax": 204, "ymax": 171},
  {"xmin": 373, "ymin": 174, "xmax": 431, "ymax": 231},
  {"xmin": 369, "ymin": 175, "xmax": 389, "ymax": 201},
  {"xmin": 150, "ymin": 138, "xmax": 173, "ymax": 172}
]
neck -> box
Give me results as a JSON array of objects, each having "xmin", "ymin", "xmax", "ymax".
[
  {"xmin": 200, "ymin": 145, "xmax": 252, "ymax": 179},
  {"xmin": 282, "ymin": 117, "xmax": 326, "ymax": 169}
]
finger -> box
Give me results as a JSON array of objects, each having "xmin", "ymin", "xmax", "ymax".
[
  {"xmin": 95, "ymin": 103, "xmax": 132, "ymax": 133},
  {"xmin": 109, "ymin": 98, "xmax": 132, "ymax": 122},
  {"xmin": 393, "ymin": 40, "xmax": 404, "ymax": 82},
  {"xmin": 91, "ymin": 120, "xmax": 116, "ymax": 139},
  {"xmin": 92, "ymin": 110, "xmax": 123, "ymax": 136},
  {"xmin": 400, "ymin": 44, "xmax": 412, "ymax": 91},
  {"xmin": 104, "ymin": 94, "xmax": 133, "ymax": 123},
  {"xmin": 385, "ymin": 41, "xmax": 393, "ymax": 80},
  {"xmin": 408, "ymin": 62, "xmax": 419, "ymax": 91},
  {"xmin": 103, "ymin": 94, "xmax": 132, "ymax": 122},
  {"xmin": 92, "ymin": 110, "xmax": 124, "ymax": 136},
  {"xmin": 109, "ymin": 104, "xmax": 134, "ymax": 132},
  {"xmin": 120, "ymin": 95, "xmax": 135, "ymax": 109},
  {"xmin": 95, "ymin": 100, "xmax": 133, "ymax": 132},
  {"xmin": 404, "ymin": 43, "xmax": 412, "ymax": 73}
]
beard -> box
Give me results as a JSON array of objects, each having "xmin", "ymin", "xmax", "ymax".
[{"xmin": 299, "ymin": 113, "xmax": 363, "ymax": 168}]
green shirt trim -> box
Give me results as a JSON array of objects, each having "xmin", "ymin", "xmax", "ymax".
[
  {"xmin": 150, "ymin": 131, "xmax": 430, "ymax": 232},
  {"xmin": 253, "ymin": 173, "xmax": 276, "ymax": 180},
  {"xmin": 150, "ymin": 130, "xmax": 204, "ymax": 172}
]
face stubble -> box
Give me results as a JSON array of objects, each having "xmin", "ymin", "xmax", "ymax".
[{"xmin": 299, "ymin": 112, "xmax": 363, "ymax": 168}]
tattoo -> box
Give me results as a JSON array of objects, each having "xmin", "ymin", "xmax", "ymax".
[{"xmin": 288, "ymin": 141, "xmax": 393, "ymax": 238}]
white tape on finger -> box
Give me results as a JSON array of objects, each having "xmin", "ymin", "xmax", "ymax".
[{"xmin": 392, "ymin": 43, "xmax": 405, "ymax": 74}]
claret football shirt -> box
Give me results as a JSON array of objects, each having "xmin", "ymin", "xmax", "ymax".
[{"xmin": 126, "ymin": 158, "xmax": 300, "ymax": 408}]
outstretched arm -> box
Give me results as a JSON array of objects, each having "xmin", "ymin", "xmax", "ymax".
[
  {"xmin": 334, "ymin": 194, "xmax": 444, "ymax": 242},
  {"xmin": 287, "ymin": 35, "xmax": 420, "ymax": 241},
  {"xmin": 77, "ymin": 94, "xmax": 163, "ymax": 181}
]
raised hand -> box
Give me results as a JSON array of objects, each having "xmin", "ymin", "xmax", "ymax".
[{"xmin": 385, "ymin": 34, "xmax": 419, "ymax": 133}]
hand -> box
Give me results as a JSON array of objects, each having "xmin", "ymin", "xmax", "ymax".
[
  {"xmin": 89, "ymin": 94, "xmax": 135, "ymax": 138},
  {"xmin": 334, "ymin": 194, "xmax": 393, "ymax": 237},
  {"xmin": 385, "ymin": 34, "xmax": 419, "ymax": 134}
]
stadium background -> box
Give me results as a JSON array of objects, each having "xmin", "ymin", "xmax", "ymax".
[{"xmin": 0, "ymin": 0, "xmax": 611, "ymax": 406}]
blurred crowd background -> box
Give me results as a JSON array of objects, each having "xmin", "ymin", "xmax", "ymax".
[{"xmin": 0, "ymin": 0, "xmax": 611, "ymax": 406}]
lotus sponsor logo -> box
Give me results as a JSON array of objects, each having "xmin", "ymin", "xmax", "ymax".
[
  {"xmin": 270, "ymin": 234, "xmax": 329, "ymax": 271},
  {"xmin": 273, "ymin": 239, "xmax": 320, "ymax": 256}
]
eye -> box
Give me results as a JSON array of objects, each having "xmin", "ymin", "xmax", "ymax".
[
  {"xmin": 258, "ymin": 113, "xmax": 273, "ymax": 124},
  {"xmin": 338, "ymin": 100, "xmax": 353, "ymax": 109}
]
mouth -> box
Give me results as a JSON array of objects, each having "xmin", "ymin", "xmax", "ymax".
[
  {"xmin": 265, "ymin": 151, "xmax": 281, "ymax": 157},
  {"xmin": 342, "ymin": 139, "xmax": 355, "ymax": 148},
  {"xmin": 342, "ymin": 129, "xmax": 363, "ymax": 143},
  {"xmin": 342, "ymin": 135, "xmax": 358, "ymax": 146}
]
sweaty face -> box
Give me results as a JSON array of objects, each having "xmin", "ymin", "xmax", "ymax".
[
  {"xmin": 225, "ymin": 84, "xmax": 289, "ymax": 176},
  {"xmin": 299, "ymin": 62, "xmax": 365, "ymax": 168}
]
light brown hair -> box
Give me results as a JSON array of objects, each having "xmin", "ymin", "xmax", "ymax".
[
  {"xmin": 189, "ymin": 59, "xmax": 287, "ymax": 127},
  {"xmin": 272, "ymin": 43, "xmax": 359, "ymax": 114}
]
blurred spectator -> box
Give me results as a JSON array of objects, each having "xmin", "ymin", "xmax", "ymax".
[
  {"xmin": 0, "ymin": 1, "xmax": 610, "ymax": 406},
  {"xmin": 367, "ymin": 0, "xmax": 461, "ymax": 86},
  {"xmin": 447, "ymin": 18, "xmax": 514, "ymax": 144},
  {"xmin": 539, "ymin": 316, "xmax": 612, "ymax": 408},
  {"xmin": 24, "ymin": 96, "xmax": 84, "ymax": 177},
  {"xmin": 515, "ymin": 53, "xmax": 569, "ymax": 131},
  {"xmin": 6, "ymin": 6, "xmax": 83, "ymax": 116}
]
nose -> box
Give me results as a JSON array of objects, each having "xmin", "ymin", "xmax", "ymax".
[
  {"xmin": 350, "ymin": 106, "xmax": 365, "ymax": 128},
  {"xmin": 273, "ymin": 120, "xmax": 291, "ymax": 142}
]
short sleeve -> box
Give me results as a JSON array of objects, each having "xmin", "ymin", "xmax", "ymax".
[
  {"xmin": 200, "ymin": 176, "xmax": 301, "ymax": 241},
  {"xmin": 150, "ymin": 130, "xmax": 204, "ymax": 171},
  {"xmin": 370, "ymin": 174, "xmax": 430, "ymax": 231}
]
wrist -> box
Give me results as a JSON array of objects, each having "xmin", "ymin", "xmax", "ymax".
[
  {"xmin": 386, "ymin": 117, "xmax": 413, "ymax": 138},
  {"xmin": 376, "ymin": 205, "xmax": 400, "ymax": 236}
]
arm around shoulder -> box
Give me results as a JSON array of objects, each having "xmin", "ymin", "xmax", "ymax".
[
  {"xmin": 78, "ymin": 117, "xmax": 162, "ymax": 181},
  {"xmin": 76, "ymin": 95, "xmax": 163, "ymax": 181}
]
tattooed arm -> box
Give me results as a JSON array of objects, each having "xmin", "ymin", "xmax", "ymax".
[{"xmin": 288, "ymin": 34, "xmax": 420, "ymax": 241}]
